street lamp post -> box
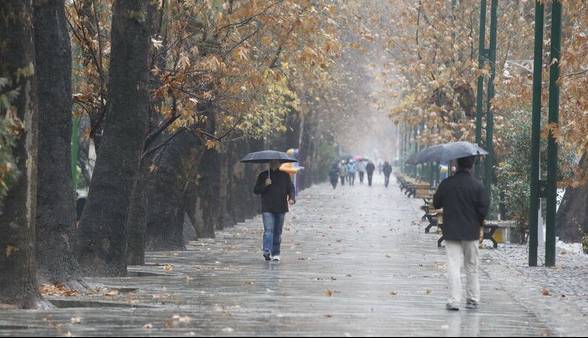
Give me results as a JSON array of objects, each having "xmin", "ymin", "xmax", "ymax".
[
  {"xmin": 545, "ymin": 0, "xmax": 562, "ymax": 267},
  {"xmin": 529, "ymin": 0, "xmax": 544, "ymax": 267}
]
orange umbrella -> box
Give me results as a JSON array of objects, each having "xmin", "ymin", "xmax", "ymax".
[{"xmin": 280, "ymin": 162, "xmax": 302, "ymax": 175}]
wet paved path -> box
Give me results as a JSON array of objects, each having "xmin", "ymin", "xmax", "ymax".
[{"xmin": 0, "ymin": 178, "xmax": 561, "ymax": 336}]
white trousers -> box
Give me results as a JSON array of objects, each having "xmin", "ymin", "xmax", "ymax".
[{"xmin": 446, "ymin": 240, "xmax": 480, "ymax": 305}]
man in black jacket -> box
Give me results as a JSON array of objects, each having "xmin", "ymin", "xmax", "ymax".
[
  {"xmin": 434, "ymin": 156, "xmax": 490, "ymax": 311},
  {"xmin": 383, "ymin": 161, "xmax": 393, "ymax": 187},
  {"xmin": 254, "ymin": 160, "xmax": 296, "ymax": 262},
  {"xmin": 366, "ymin": 161, "xmax": 376, "ymax": 186}
]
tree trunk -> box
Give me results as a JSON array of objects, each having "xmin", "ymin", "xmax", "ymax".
[
  {"xmin": 33, "ymin": 0, "xmax": 84, "ymax": 289},
  {"xmin": 126, "ymin": 162, "xmax": 147, "ymax": 265},
  {"xmin": 78, "ymin": 0, "xmax": 153, "ymax": 277},
  {"xmin": 0, "ymin": 0, "xmax": 51, "ymax": 309},
  {"xmin": 218, "ymin": 148, "xmax": 234, "ymax": 229},
  {"xmin": 197, "ymin": 148, "xmax": 220, "ymax": 238},
  {"xmin": 299, "ymin": 110, "xmax": 315, "ymax": 190},
  {"xmin": 244, "ymin": 139, "xmax": 264, "ymax": 219},
  {"xmin": 145, "ymin": 130, "xmax": 202, "ymax": 251},
  {"xmin": 557, "ymin": 154, "xmax": 588, "ymax": 242}
]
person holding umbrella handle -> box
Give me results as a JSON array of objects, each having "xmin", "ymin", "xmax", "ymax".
[{"xmin": 253, "ymin": 159, "xmax": 296, "ymax": 262}]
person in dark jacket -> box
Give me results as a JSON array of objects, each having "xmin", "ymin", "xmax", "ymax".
[
  {"xmin": 329, "ymin": 162, "xmax": 339, "ymax": 189},
  {"xmin": 365, "ymin": 161, "xmax": 376, "ymax": 186},
  {"xmin": 254, "ymin": 160, "xmax": 296, "ymax": 262},
  {"xmin": 382, "ymin": 161, "xmax": 393, "ymax": 187},
  {"xmin": 433, "ymin": 156, "xmax": 490, "ymax": 311}
]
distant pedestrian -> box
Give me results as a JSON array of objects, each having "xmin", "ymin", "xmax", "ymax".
[
  {"xmin": 339, "ymin": 161, "xmax": 347, "ymax": 186},
  {"xmin": 433, "ymin": 156, "xmax": 489, "ymax": 311},
  {"xmin": 329, "ymin": 162, "xmax": 339, "ymax": 189},
  {"xmin": 383, "ymin": 161, "xmax": 392, "ymax": 187},
  {"xmin": 347, "ymin": 161, "xmax": 357, "ymax": 186},
  {"xmin": 254, "ymin": 160, "xmax": 296, "ymax": 262},
  {"xmin": 366, "ymin": 161, "xmax": 376, "ymax": 186},
  {"xmin": 357, "ymin": 160, "xmax": 366, "ymax": 184}
]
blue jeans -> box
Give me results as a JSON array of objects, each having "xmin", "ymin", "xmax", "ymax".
[{"xmin": 262, "ymin": 212, "xmax": 285, "ymax": 256}]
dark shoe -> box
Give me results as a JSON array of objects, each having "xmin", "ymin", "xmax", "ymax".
[
  {"xmin": 446, "ymin": 303, "xmax": 460, "ymax": 311},
  {"xmin": 263, "ymin": 252, "xmax": 271, "ymax": 261},
  {"xmin": 466, "ymin": 299, "xmax": 479, "ymax": 310}
]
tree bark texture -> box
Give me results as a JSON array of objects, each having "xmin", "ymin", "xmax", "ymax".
[
  {"xmin": 298, "ymin": 109, "xmax": 316, "ymax": 190},
  {"xmin": 557, "ymin": 154, "xmax": 588, "ymax": 242},
  {"xmin": 33, "ymin": 0, "xmax": 83, "ymax": 288},
  {"xmin": 78, "ymin": 0, "xmax": 152, "ymax": 277},
  {"xmin": 145, "ymin": 130, "xmax": 202, "ymax": 251},
  {"xmin": 126, "ymin": 162, "xmax": 147, "ymax": 265},
  {"xmin": 196, "ymin": 147, "xmax": 221, "ymax": 238},
  {"xmin": 0, "ymin": 0, "xmax": 50, "ymax": 309}
]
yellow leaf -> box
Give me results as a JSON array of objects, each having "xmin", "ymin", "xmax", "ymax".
[
  {"xmin": 206, "ymin": 140, "xmax": 219, "ymax": 150},
  {"xmin": 149, "ymin": 164, "xmax": 158, "ymax": 173},
  {"xmin": 4, "ymin": 244, "xmax": 16, "ymax": 257},
  {"xmin": 323, "ymin": 289, "xmax": 336, "ymax": 297}
]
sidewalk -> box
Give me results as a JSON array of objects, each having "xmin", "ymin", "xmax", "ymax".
[{"xmin": 0, "ymin": 177, "xmax": 585, "ymax": 336}]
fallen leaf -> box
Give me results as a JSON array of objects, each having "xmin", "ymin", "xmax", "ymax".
[
  {"xmin": 165, "ymin": 314, "xmax": 192, "ymax": 328},
  {"xmin": 70, "ymin": 317, "xmax": 81, "ymax": 324},
  {"xmin": 323, "ymin": 289, "xmax": 336, "ymax": 297},
  {"xmin": 39, "ymin": 283, "xmax": 80, "ymax": 297},
  {"xmin": 143, "ymin": 323, "xmax": 153, "ymax": 329},
  {"xmin": 4, "ymin": 244, "xmax": 17, "ymax": 257},
  {"xmin": 541, "ymin": 288, "xmax": 550, "ymax": 296},
  {"xmin": 163, "ymin": 264, "xmax": 174, "ymax": 272},
  {"xmin": 173, "ymin": 315, "xmax": 192, "ymax": 323},
  {"xmin": 105, "ymin": 289, "xmax": 119, "ymax": 297}
]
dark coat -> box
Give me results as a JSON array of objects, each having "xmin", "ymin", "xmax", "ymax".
[
  {"xmin": 382, "ymin": 163, "xmax": 392, "ymax": 177},
  {"xmin": 254, "ymin": 169, "xmax": 295, "ymax": 214},
  {"xmin": 366, "ymin": 162, "xmax": 376, "ymax": 175},
  {"xmin": 433, "ymin": 170, "xmax": 490, "ymax": 241}
]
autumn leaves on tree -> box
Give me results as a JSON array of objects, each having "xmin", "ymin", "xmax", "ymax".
[{"xmin": 0, "ymin": 0, "xmax": 344, "ymax": 307}]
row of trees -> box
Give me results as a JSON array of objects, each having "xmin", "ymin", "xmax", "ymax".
[
  {"xmin": 0, "ymin": 0, "xmax": 357, "ymax": 309},
  {"xmin": 382, "ymin": 0, "xmax": 587, "ymax": 242}
]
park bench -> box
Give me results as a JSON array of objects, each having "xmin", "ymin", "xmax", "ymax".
[
  {"xmin": 406, "ymin": 181, "xmax": 431, "ymax": 198},
  {"xmin": 433, "ymin": 217, "xmax": 517, "ymax": 248},
  {"xmin": 395, "ymin": 173, "xmax": 431, "ymax": 198},
  {"xmin": 395, "ymin": 173, "xmax": 410, "ymax": 192},
  {"xmin": 422, "ymin": 202, "xmax": 442, "ymax": 235}
]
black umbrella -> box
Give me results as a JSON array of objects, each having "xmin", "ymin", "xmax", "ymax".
[
  {"xmin": 409, "ymin": 142, "xmax": 488, "ymax": 164},
  {"xmin": 241, "ymin": 150, "xmax": 298, "ymax": 181},
  {"xmin": 240, "ymin": 150, "xmax": 298, "ymax": 164},
  {"xmin": 414, "ymin": 144, "xmax": 445, "ymax": 164}
]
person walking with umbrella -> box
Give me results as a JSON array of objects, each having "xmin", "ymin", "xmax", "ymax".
[
  {"xmin": 242, "ymin": 151, "xmax": 297, "ymax": 262},
  {"xmin": 433, "ymin": 155, "xmax": 489, "ymax": 311}
]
